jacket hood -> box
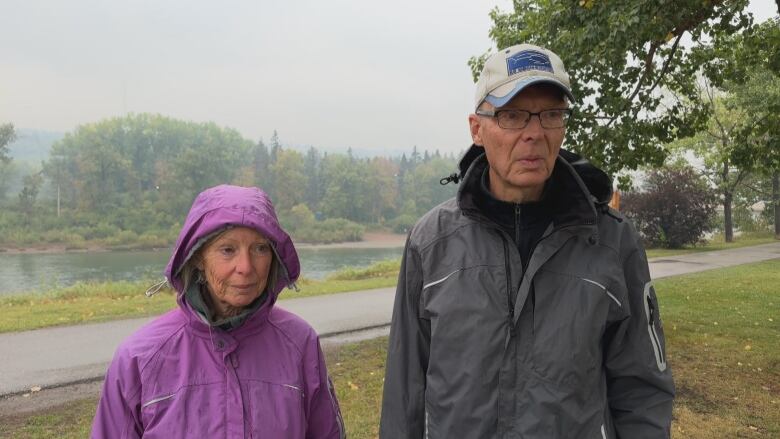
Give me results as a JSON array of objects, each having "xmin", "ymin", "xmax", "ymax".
[{"xmin": 164, "ymin": 185, "xmax": 300, "ymax": 305}]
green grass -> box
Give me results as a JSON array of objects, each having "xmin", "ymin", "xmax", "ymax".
[
  {"xmin": 0, "ymin": 399, "xmax": 97, "ymax": 439},
  {"xmin": 2, "ymin": 260, "xmax": 778, "ymax": 438},
  {"xmin": 0, "ymin": 260, "xmax": 399, "ymax": 333},
  {"xmin": 656, "ymin": 259, "xmax": 780, "ymax": 437},
  {"xmin": 645, "ymin": 230, "xmax": 777, "ymax": 259}
]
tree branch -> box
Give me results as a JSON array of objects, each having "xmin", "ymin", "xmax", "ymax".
[{"xmin": 606, "ymin": 33, "xmax": 684, "ymax": 129}]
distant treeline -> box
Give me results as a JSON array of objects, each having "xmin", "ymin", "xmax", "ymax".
[{"xmin": 0, "ymin": 114, "xmax": 460, "ymax": 247}]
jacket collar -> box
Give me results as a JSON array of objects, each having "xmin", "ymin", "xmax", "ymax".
[{"xmin": 456, "ymin": 144, "xmax": 611, "ymax": 228}]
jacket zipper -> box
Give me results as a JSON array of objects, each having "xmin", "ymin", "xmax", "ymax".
[
  {"xmin": 644, "ymin": 284, "xmax": 667, "ymax": 371},
  {"xmin": 514, "ymin": 204, "xmax": 521, "ymax": 256},
  {"xmin": 502, "ymin": 238, "xmax": 515, "ymax": 338}
]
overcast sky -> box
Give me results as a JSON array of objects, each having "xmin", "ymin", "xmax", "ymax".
[{"xmin": 1, "ymin": 0, "xmax": 776, "ymax": 155}]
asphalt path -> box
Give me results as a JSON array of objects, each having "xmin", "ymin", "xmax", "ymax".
[{"xmin": 1, "ymin": 242, "xmax": 779, "ymax": 397}]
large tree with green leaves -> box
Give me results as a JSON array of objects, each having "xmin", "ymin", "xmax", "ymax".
[
  {"xmin": 473, "ymin": 0, "xmax": 777, "ymax": 181},
  {"xmin": 727, "ymin": 66, "xmax": 780, "ymax": 238}
]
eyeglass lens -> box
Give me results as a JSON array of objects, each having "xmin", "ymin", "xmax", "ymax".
[{"xmin": 498, "ymin": 110, "xmax": 569, "ymax": 129}]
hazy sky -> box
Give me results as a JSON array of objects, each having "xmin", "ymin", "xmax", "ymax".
[{"xmin": 1, "ymin": 0, "xmax": 776, "ymax": 155}]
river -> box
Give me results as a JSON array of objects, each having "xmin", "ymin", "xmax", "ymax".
[{"xmin": 0, "ymin": 246, "xmax": 404, "ymax": 296}]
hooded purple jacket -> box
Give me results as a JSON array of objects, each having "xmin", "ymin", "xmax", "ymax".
[{"xmin": 92, "ymin": 185, "xmax": 345, "ymax": 439}]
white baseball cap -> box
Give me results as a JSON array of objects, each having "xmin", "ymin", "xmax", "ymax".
[{"xmin": 474, "ymin": 43, "xmax": 574, "ymax": 110}]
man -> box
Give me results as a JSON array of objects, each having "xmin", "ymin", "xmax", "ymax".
[{"xmin": 380, "ymin": 44, "xmax": 674, "ymax": 438}]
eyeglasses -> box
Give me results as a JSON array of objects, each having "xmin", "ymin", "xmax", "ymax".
[{"xmin": 475, "ymin": 108, "xmax": 572, "ymax": 129}]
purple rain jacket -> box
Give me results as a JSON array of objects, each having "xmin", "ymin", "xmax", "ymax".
[{"xmin": 91, "ymin": 185, "xmax": 345, "ymax": 439}]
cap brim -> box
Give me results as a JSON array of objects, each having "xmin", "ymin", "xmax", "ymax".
[{"xmin": 484, "ymin": 77, "xmax": 575, "ymax": 108}]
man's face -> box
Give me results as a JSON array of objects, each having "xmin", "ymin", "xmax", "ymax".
[{"xmin": 468, "ymin": 85, "xmax": 567, "ymax": 202}]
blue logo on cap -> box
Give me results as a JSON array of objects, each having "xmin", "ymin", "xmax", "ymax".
[{"xmin": 506, "ymin": 50, "xmax": 553, "ymax": 76}]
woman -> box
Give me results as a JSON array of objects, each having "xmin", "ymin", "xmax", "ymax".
[{"xmin": 92, "ymin": 185, "xmax": 345, "ymax": 438}]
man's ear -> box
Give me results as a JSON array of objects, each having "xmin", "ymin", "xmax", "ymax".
[{"xmin": 468, "ymin": 114, "xmax": 483, "ymax": 145}]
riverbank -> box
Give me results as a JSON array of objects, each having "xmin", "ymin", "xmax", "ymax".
[
  {"xmin": 2, "ymin": 235, "xmax": 778, "ymax": 332},
  {"xmin": 0, "ymin": 259, "xmax": 401, "ymax": 333},
  {"xmin": 0, "ymin": 232, "xmax": 406, "ymax": 255}
]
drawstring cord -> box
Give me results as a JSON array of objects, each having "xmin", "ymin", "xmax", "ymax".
[{"xmin": 144, "ymin": 278, "xmax": 169, "ymax": 297}]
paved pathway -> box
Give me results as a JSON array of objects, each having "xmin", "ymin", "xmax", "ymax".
[{"xmin": 1, "ymin": 242, "xmax": 779, "ymax": 397}]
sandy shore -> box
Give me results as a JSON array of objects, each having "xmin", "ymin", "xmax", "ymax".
[{"xmin": 0, "ymin": 232, "xmax": 407, "ymax": 255}]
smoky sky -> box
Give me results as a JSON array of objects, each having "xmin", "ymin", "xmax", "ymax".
[{"xmin": 1, "ymin": 0, "xmax": 775, "ymax": 154}]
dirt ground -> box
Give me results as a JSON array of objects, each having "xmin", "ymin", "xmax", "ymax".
[{"xmin": 0, "ymin": 380, "xmax": 103, "ymax": 418}]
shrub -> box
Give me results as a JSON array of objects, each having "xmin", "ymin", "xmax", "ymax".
[
  {"xmin": 327, "ymin": 259, "xmax": 401, "ymax": 281},
  {"xmin": 622, "ymin": 166, "xmax": 717, "ymax": 248},
  {"xmin": 102, "ymin": 230, "xmax": 139, "ymax": 247},
  {"xmin": 290, "ymin": 217, "xmax": 365, "ymax": 243}
]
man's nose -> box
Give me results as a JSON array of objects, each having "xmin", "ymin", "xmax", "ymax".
[{"xmin": 522, "ymin": 114, "xmax": 545, "ymax": 137}]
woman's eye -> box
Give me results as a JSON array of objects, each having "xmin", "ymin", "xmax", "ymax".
[
  {"xmin": 253, "ymin": 243, "xmax": 270, "ymax": 254},
  {"xmin": 219, "ymin": 246, "xmax": 236, "ymax": 256}
]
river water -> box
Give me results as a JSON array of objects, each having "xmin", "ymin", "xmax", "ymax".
[{"xmin": 0, "ymin": 246, "xmax": 404, "ymax": 296}]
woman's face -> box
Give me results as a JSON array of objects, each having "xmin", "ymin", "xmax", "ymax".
[{"xmin": 197, "ymin": 227, "xmax": 273, "ymax": 316}]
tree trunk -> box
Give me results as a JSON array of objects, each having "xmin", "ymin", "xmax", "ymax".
[
  {"xmin": 724, "ymin": 190, "xmax": 734, "ymax": 242},
  {"xmin": 722, "ymin": 162, "xmax": 734, "ymax": 243},
  {"xmin": 773, "ymin": 171, "xmax": 779, "ymax": 239}
]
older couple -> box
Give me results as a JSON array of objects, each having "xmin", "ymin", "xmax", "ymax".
[{"xmin": 93, "ymin": 43, "xmax": 673, "ymax": 439}]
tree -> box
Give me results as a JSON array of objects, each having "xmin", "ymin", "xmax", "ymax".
[
  {"xmin": 303, "ymin": 147, "xmax": 322, "ymax": 209},
  {"xmin": 401, "ymin": 157, "xmax": 459, "ymax": 216},
  {"xmin": 0, "ymin": 123, "xmax": 15, "ymax": 165},
  {"xmin": 673, "ymin": 87, "xmax": 754, "ymax": 242},
  {"xmin": 44, "ymin": 114, "xmax": 251, "ymax": 218},
  {"xmin": 270, "ymin": 149, "xmax": 306, "ymax": 212},
  {"xmin": 622, "ymin": 166, "xmax": 717, "ymax": 248},
  {"xmin": 473, "ymin": 0, "xmax": 772, "ymax": 179},
  {"xmin": 18, "ymin": 172, "xmax": 43, "ymax": 221},
  {"xmin": 253, "ymin": 138, "xmax": 271, "ymax": 189},
  {"xmin": 728, "ymin": 68, "xmax": 780, "ymax": 238},
  {"xmin": 0, "ymin": 161, "xmax": 20, "ymax": 202}
]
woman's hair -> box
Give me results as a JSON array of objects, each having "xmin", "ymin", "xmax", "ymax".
[{"xmin": 179, "ymin": 228, "xmax": 280, "ymax": 298}]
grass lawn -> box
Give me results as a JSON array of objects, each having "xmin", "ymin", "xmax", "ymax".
[{"xmin": 2, "ymin": 259, "xmax": 777, "ymax": 438}]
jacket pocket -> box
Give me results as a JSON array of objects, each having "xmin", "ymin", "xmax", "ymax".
[
  {"xmin": 530, "ymin": 271, "xmax": 611, "ymax": 388},
  {"xmin": 140, "ymin": 384, "xmax": 225, "ymax": 435},
  {"xmin": 247, "ymin": 380, "xmax": 306, "ymax": 438},
  {"xmin": 643, "ymin": 282, "xmax": 667, "ymax": 372}
]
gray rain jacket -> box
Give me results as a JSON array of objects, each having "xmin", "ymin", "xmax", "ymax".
[{"xmin": 380, "ymin": 147, "xmax": 674, "ymax": 438}]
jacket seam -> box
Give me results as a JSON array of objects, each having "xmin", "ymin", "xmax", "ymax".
[
  {"xmin": 414, "ymin": 220, "xmax": 482, "ymax": 254},
  {"xmin": 267, "ymin": 319, "xmax": 307, "ymax": 358},
  {"xmin": 126, "ymin": 319, "xmax": 189, "ymax": 404}
]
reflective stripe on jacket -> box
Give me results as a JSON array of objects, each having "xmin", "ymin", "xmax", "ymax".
[{"xmin": 380, "ymin": 149, "xmax": 674, "ymax": 438}]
